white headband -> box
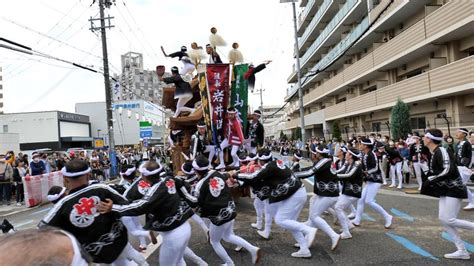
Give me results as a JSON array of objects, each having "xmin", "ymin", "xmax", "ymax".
[
  {"xmin": 253, "ymin": 112, "xmax": 261, "ymax": 117},
  {"xmin": 192, "ymin": 160, "xmax": 209, "ymax": 171},
  {"xmin": 348, "ymin": 149, "xmax": 361, "ymax": 158},
  {"xmin": 197, "ymin": 124, "xmax": 207, "ymax": 128},
  {"xmin": 227, "ymin": 110, "xmax": 236, "ymax": 114},
  {"xmin": 120, "ymin": 167, "xmax": 136, "ymax": 177},
  {"xmin": 248, "ymin": 155, "xmax": 258, "ymax": 161},
  {"xmin": 181, "ymin": 164, "xmax": 195, "ymax": 175},
  {"xmin": 294, "ymin": 153, "xmax": 302, "ymax": 160},
  {"xmin": 61, "ymin": 167, "xmax": 91, "ymax": 177},
  {"xmin": 312, "ymin": 147, "xmax": 329, "ymax": 154},
  {"xmin": 458, "ymin": 129, "xmax": 469, "ymax": 135},
  {"xmin": 425, "ymin": 132, "xmax": 444, "ymax": 141},
  {"xmin": 239, "ymin": 157, "xmax": 249, "ymax": 162},
  {"xmin": 258, "ymin": 153, "xmax": 272, "ymax": 160},
  {"xmin": 139, "ymin": 163, "xmax": 163, "ymax": 176},
  {"xmin": 47, "ymin": 187, "xmax": 66, "ymax": 202},
  {"xmin": 361, "ymin": 139, "xmax": 374, "ymax": 145}
]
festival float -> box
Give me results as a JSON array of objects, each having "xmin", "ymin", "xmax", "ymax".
[{"xmin": 156, "ymin": 27, "xmax": 270, "ymax": 180}]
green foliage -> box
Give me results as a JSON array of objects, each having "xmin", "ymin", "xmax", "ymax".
[
  {"xmin": 292, "ymin": 127, "xmax": 302, "ymax": 140},
  {"xmin": 332, "ymin": 120, "xmax": 342, "ymax": 141},
  {"xmin": 390, "ymin": 98, "xmax": 411, "ymax": 140}
]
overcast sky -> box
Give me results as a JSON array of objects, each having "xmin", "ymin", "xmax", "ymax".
[{"xmin": 0, "ymin": 0, "xmax": 295, "ymax": 113}]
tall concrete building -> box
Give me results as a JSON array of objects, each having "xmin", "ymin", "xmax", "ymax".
[
  {"xmin": 112, "ymin": 51, "xmax": 164, "ymax": 105},
  {"xmin": 0, "ymin": 65, "xmax": 3, "ymax": 114},
  {"xmin": 260, "ymin": 105, "xmax": 287, "ymax": 138},
  {"xmin": 285, "ymin": 0, "xmax": 474, "ymax": 140}
]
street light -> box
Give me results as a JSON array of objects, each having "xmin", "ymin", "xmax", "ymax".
[
  {"xmin": 97, "ymin": 129, "xmax": 102, "ymax": 138},
  {"xmin": 280, "ymin": 0, "xmax": 306, "ymax": 143}
]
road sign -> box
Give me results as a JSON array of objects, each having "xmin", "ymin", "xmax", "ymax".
[
  {"xmin": 94, "ymin": 138, "xmax": 104, "ymax": 148},
  {"xmin": 139, "ymin": 121, "xmax": 153, "ymax": 138}
]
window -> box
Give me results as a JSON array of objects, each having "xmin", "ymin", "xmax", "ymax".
[
  {"xmin": 410, "ymin": 117, "xmax": 426, "ymax": 129},
  {"xmin": 3, "ymin": 125, "xmax": 8, "ymax": 133},
  {"xmin": 406, "ymin": 69, "xmax": 423, "ymax": 79},
  {"xmin": 372, "ymin": 122, "xmax": 381, "ymax": 132},
  {"xmin": 336, "ymin": 97, "xmax": 346, "ymax": 104}
]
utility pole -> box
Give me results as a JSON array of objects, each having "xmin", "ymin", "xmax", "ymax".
[
  {"xmin": 291, "ymin": 1, "xmax": 305, "ymax": 142},
  {"xmin": 89, "ymin": 0, "xmax": 118, "ymax": 178}
]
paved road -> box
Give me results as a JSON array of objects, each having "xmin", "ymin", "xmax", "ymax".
[{"xmin": 2, "ymin": 157, "xmax": 473, "ymax": 265}]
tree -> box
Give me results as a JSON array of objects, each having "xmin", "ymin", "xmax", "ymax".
[
  {"xmin": 332, "ymin": 120, "xmax": 342, "ymax": 141},
  {"xmin": 279, "ymin": 131, "xmax": 287, "ymax": 141},
  {"xmin": 292, "ymin": 127, "xmax": 302, "ymax": 140},
  {"xmin": 390, "ymin": 98, "xmax": 411, "ymax": 140}
]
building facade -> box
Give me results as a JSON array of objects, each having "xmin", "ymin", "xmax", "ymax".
[
  {"xmin": 260, "ymin": 105, "xmax": 287, "ymax": 138},
  {"xmin": 0, "ymin": 111, "xmax": 92, "ymax": 151},
  {"xmin": 285, "ymin": 0, "xmax": 474, "ymax": 140},
  {"xmin": 112, "ymin": 52, "xmax": 164, "ymax": 105},
  {"xmin": 0, "ymin": 65, "xmax": 3, "ymax": 114},
  {"xmin": 76, "ymin": 100, "xmax": 165, "ymax": 146}
]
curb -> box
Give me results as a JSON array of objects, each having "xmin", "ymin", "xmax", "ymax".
[{"xmin": 0, "ymin": 203, "xmax": 48, "ymax": 217}]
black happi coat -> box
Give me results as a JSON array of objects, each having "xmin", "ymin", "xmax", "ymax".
[
  {"xmin": 337, "ymin": 161, "xmax": 363, "ymax": 198},
  {"xmin": 112, "ymin": 177, "xmax": 194, "ymax": 232},
  {"xmin": 194, "ymin": 170, "xmax": 236, "ymax": 225},
  {"xmin": 410, "ymin": 143, "xmax": 430, "ymax": 163},
  {"xmin": 163, "ymin": 75, "xmax": 192, "ymax": 98},
  {"xmin": 39, "ymin": 184, "xmax": 129, "ymax": 264},
  {"xmin": 245, "ymin": 121, "xmax": 265, "ymax": 147},
  {"xmin": 239, "ymin": 160, "xmax": 303, "ymax": 203},
  {"xmin": 123, "ymin": 177, "xmax": 151, "ymax": 202},
  {"xmin": 362, "ymin": 151, "xmax": 383, "ymax": 183},
  {"xmin": 456, "ymin": 139, "xmax": 472, "ymax": 167},
  {"xmin": 421, "ymin": 146, "xmax": 467, "ymax": 199},
  {"xmin": 293, "ymin": 158, "xmax": 339, "ymax": 197},
  {"xmin": 290, "ymin": 161, "xmax": 301, "ymax": 172}
]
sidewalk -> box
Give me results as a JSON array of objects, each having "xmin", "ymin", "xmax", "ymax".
[{"xmin": 0, "ymin": 203, "xmax": 31, "ymax": 217}]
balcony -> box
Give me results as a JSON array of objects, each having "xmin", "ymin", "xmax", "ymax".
[
  {"xmin": 297, "ymin": 0, "xmax": 318, "ymax": 35},
  {"xmin": 298, "ymin": 0, "xmax": 334, "ymax": 51},
  {"xmin": 324, "ymin": 56, "xmax": 474, "ymax": 120},
  {"xmin": 285, "ymin": 109, "xmax": 326, "ymax": 129},
  {"xmin": 297, "ymin": 0, "xmax": 474, "ymax": 108},
  {"xmin": 299, "ymin": 0, "xmax": 362, "ymax": 68}
]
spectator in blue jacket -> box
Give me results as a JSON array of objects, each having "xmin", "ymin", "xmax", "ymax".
[{"xmin": 30, "ymin": 152, "xmax": 46, "ymax": 176}]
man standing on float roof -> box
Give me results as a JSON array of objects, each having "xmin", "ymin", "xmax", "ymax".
[{"xmin": 245, "ymin": 110, "xmax": 265, "ymax": 155}]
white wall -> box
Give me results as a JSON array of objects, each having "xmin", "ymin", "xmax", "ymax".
[
  {"xmin": 0, "ymin": 112, "xmax": 59, "ymax": 143},
  {"xmin": 59, "ymin": 121, "xmax": 90, "ymax": 137},
  {"xmin": 0, "ymin": 133, "xmax": 20, "ymax": 154}
]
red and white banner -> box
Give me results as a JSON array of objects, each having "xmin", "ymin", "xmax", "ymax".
[
  {"xmin": 22, "ymin": 171, "xmax": 64, "ymax": 208},
  {"xmin": 206, "ymin": 64, "xmax": 231, "ymax": 142}
]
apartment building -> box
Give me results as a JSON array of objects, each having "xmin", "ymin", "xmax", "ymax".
[
  {"xmin": 285, "ymin": 0, "xmax": 474, "ymax": 139},
  {"xmin": 261, "ymin": 105, "xmax": 287, "ymax": 138},
  {"xmin": 0, "ymin": 65, "xmax": 3, "ymax": 114}
]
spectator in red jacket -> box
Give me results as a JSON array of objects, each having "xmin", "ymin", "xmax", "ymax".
[{"xmin": 217, "ymin": 107, "xmax": 244, "ymax": 169}]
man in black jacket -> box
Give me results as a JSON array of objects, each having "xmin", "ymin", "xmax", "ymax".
[
  {"xmin": 39, "ymin": 159, "xmax": 147, "ymax": 265},
  {"xmin": 454, "ymin": 128, "xmax": 474, "ymax": 211},
  {"xmin": 421, "ymin": 128, "xmax": 472, "ymax": 260},
  {"xmin": 245, "ymin": 110, "xmax": 265, "ymax": 154}
]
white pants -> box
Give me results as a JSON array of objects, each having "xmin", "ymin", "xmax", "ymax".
[
  {"xmin": 413, "ymin": 162, "xmax": 429, "ymax": 188},
  {"xmin": 335, "ymin": 195, "xmax": 359, "ymax": 234},
  {"xmin": 273, "ymin": 187, "xmax": 314, "ymax": 252},
  {"xmin": 308, "ymin": 196, "xmax": 339, "ymax": 239},
  {"xmin": 304, "ymin": 194, "xmax": 317, "ymax": 225},
  {"xmin": 121, "ymin": 216, "xmax": 148, "ymax": 248},
  {"xmin": 174, "ymin": 95, "xmax": 194, "ymax": 117},
  {"xmin": 458, "ymin": 166, "xmax": 474, "ymax": 205},
  {"xmin": 389, "ymin": 162, "xmax": 403, "ymax": 187},
  {"xmin": 191, "ymin": 213, "xmax": 209, "ymax": 233},
  {"xmin": 244, "ymin": 142, "xmax": 257, "ymax": 154},
  {"xmin": 111, "ymin": 243, "xmax": 148, "ymax": 266},
  {"xmin": 218, "ymin": 138, "xmax": 240, "ymax": 167},
  {"xmin": 253, "ymin": 197, "xmax": 264, "ymax": 226},
  {"xmin": 159, "ymin": 222, "xmax": 191, "ymax": 266},
  {"xmin": 209, "ymin": 220, "xmax": 257, "ymax": 265},
  {"xmin": 380, "ymin": 159, "xmax": 388, "ymax": 184},
  {"xmin": 184, "ymin": 246, "xmax": 206, "ymax": 265},
  {"xmin": 439, "ymin": 196, "xmax": 474, "ymax": 251},
  {"xmin": 203, "ymin": 145, "xmax": 216, "ymax": 165},
  {"xmin": 353, "ymin": 182, "xmax": 391, "ymax": 225}
]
